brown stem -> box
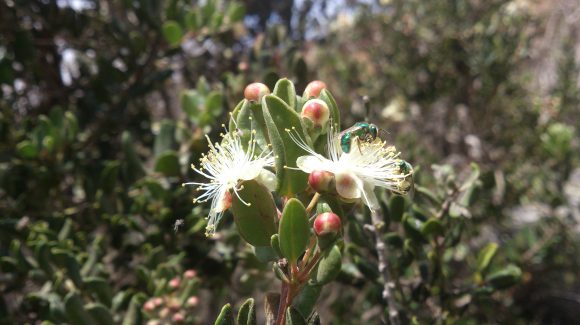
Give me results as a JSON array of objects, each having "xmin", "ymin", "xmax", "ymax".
[
  {"xmin": 275, "ymin": 282, "xmax": 289, "ymax": 325},
  {"xmin": 305, "ymin": 192, "xmax": 321, "ymax": 214},
  {"xmin": 370, "ymin": 209, "xmax": 400, "ymax": 325}
]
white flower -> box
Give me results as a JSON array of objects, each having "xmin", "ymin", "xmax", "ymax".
[
  {"xmin": 288, "ymin": 126, "xmax": 412, "ymax": 210},
  {"xmin": 183, "ymin": 128, "xmax": 276, "ymax": 237}
]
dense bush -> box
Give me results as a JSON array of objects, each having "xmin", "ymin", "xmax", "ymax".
[{"xmin": 1, "ymin": 0, "xmax": 578, "ymax": 324}]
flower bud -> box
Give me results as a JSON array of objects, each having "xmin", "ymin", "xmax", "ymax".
[
  {"xmin": 183, "ymin": 269, "xmax": 197, "ymax": 279},
  {"xmin": 169, "ymin": 277, "xmax": 181, "ymax": 289},
  {"xmin": 313, "ymin": 212, "xmax": 342, "ymax": 236},
  {"xmin": 303, "ymin": 80, "xmax": 327, "ymax": 98},
  {"xmin": 187, "ymin": 296, "xmax": 199, "ymax": 307},
  {"xmin": 308, "ymin": 170, "xmax": 335, "ymax": 193},
  {"xmin": 172, "ymin": 312, "xmax": 185, "ymax": 323},
  {"xmin": 244, "ymin": 82, "xmax": 270, "ymax": 102},
  {"xmin": 153, "ymin": 297, "xmax": 163, "ymax": 307},
  {"xmin": 301, "ymin": 99, "xmax": 330, "ymax": 127},
  {"xmin": 146, "ymin": 320, "xmax": 161, "ymax": 325},
  {"xmin": 143, "ymin": 300, "xmax": 156, "ymax": 312}
]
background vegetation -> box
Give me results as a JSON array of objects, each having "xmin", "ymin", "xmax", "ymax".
[{"xmin": 1, "ymin": 0, "xmax": 579, "ymax": 324}]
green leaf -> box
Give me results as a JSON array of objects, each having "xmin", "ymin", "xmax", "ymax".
[
  {"xmin": 154, "ymin": 120, "xmax": 176, "ymax": 157},
  {"xmin": 402, "ymin": 213, "xmax": 426, "ymax": 244},
  {"xmin": 293, "ymin": 284, "xmax": 321, "ymax": 321},
  {"xmin": 86, "ymin": 303, "xmax": 114, "ymax": 325},
  {"xmin": 227, "ymin": 3, "xmax": 246, "ymax": 23},
  {"xmin": 154, "ymin": 151, "xmax": 180, "ymax": 177},
  {"xmin": 229, "ymin": 99, "xmax": 245, "ymax": 131},
  {"xmin": 271, "ymin": 234, "xmax": 283, "ymax": 258},
  {"xmin": 16, "ymin": 140, "xmax": 38, "ymax": 158},
  {"xmin": 273, "ymin": 78, "xmax": 297, "ymax": 110},
  {"xmin": 389, "ymin": 195, "xmax": 405, "ymax": 222},
  {"xmin": 230, "ymin": 180, "xmax": 277, "ymax": 246},
  {"xmin": 420, "ymin": 218, "xmax": 445, "ymax": 238},
  {"xmin": 84, "ymin": 277, "xmax": 113, "ymax": 307},
  {"xmin": 318, "ymin": 89, "xmax": 340, "ymax": 130},
  {"xmin": 254, "ymin": 246, "xmax": 278, "ymax": 263},
  {"xmin": 314, "ymin": 245, "xmax": 342, "ymax": 285},
  {"xmin": 237, "ymin": 298, "xmax": 257, "ymax": 325},
  {"xmin": 122, "ymin": 293, "xmax": 146, "ymax": 325},
  {"xmin": 485, "ymin": 264, "xmax": 522, "ymax": 289},
  {"xmin": 162, "ymin": 21, "xmax": 183, "ymax": 46},
  {"xmin": 286, "ymin": 306, "xmax": 307, "ymax": 325},
  {"xmin": 477, "ymin": 243, "xmax": 498, "ymax": 274},
  {"xmin": 384, "ymin": 232, "xmax": 404, "ymax": 248},
  {"xmin": 262, "ymin": 95, "xmax": 309, "ymax": 195},
  {"xmin": 307, "ymin": 312, "xmax": 321, "ymax": 325},
  {"xmin": 64, "ymin": 293, "xmax": 98, "ymax": 325},
  {"xmin": 215, "ymin": 303, "xmax": 234, "ymax": 325},
  {"xmin": 279, "ymin": 199, "xmax": 310, "ymax": 264}
]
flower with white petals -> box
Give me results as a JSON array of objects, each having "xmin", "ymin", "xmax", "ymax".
[
  {"xmin": 183, "ymin": 128, "xmax": 276, "ymax": 237},
  {"xmin": 288, "ymin": 126, "xmax": 412, "ymax": 210}
]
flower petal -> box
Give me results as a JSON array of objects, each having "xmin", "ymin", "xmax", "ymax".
[
  {"xmin": 361, "ymin": 182, "xmax": 380, "ymax": 210},
  {"xmin": 296, "ymin": 155, "xmax": 333, "ymax": 173},
  {"xmin": 335, "ymin": 171, "xmax": 362, "ymax": 199},
  {"xmin": 256, "ymin": 169, "xmax": 277, "ymax": 192}
]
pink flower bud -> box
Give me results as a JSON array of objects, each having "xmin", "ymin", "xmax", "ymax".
[
  {"xmin": 303, "ymin": 80, "xmax": 327, "ymax": 98},
  {"xmin": 308, "ymin": 170, "xmax": 335, "ymax": 193},
  {"xmin": 169, "ymin": 277, "xmax": 181, "ymax": 289},
  {"xmin": 183, "ymin": 269, "xmax": 197, "ymax": 279},
  {"xmin": 313, "ymin": 212, "xmax": 342, "ymax": 236},
  {"xmin": 153, "ymin": 297, "xmax": 163, "ymax": 307},
  {"xmin": 301, "ymin": 99, "xmax": 330, "ymax": 127},
  {"xmin": 143, "ymin": 300, "xmax": 156, "ymax": 312},
  {"xmin": 187, "ymin": 296, "xmax": 199, "ymax": 307},
  {"xmin": 244, "ymin": 82, "xmax": 270, "ymax": 102},
  {"xmin": 172, "ymin": 312, "xmax": 185, "ymax": 323}
]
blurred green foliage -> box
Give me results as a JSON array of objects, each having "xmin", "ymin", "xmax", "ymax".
[{"xmin": 0, "ymin": 0, "xmax": 578, "ymax": 324}]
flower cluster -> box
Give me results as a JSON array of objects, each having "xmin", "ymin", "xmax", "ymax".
[{"xmin": 183, "ymin": 80, "xmax": 413, "ymax": 236}]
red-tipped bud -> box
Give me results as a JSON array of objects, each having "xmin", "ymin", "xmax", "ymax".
[
  {"xmin": 169, "ymin": 277, "xmax": 181, "ymax": 289},
  {"xmin": 172, "ymin": 312, "xmax": 185, "ymax": 323},
  {"xmin": 244, "ymin": 82, "xmax": 270, "ymax": 101},
  {"xmin": 313, "ymin": 212, "xmax": 342, "ymax": 236},
  {"xmin": 187, "ymin": 296, "xmax": 199, "ymax": 307},
  {"xmin": 303, "ymin": 80, "xmax": 327, "ymax": 98},
  {"xmin": 308, "ymin": 170, "xmax": 335, "ymax": 193},
  {"xmin": 183, "ymin": 269, "xmax": 197, "ymax": 279},
  {"xmin": 301, "ymin": 99, "xmax": 330, "ymax": 127}
]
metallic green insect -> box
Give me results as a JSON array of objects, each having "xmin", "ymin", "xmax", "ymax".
[{"xmin": 339, "ymin": 122, "xmax": 380, "ymax": 153}]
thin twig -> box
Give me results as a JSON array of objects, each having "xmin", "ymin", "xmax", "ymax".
[{"xmin": 370, "ymin": 209, "xmax": 400, "ymax": 325}]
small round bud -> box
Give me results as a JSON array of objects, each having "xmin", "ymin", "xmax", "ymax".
[
  {"xmin": 146, "ymin": 320, "xmax": 161, "ymax": 325},
  {"xmin": 301, "ymin": 99, "xmax": 330, "ymax": 127},
  {"xmin": 308, "ymin": 170, "xmax": 335, "ymax": 193},
  {"xmin": 187, "ymin": 296, "xmax": 199, "ymax": 307},
  {"xmin": 143, "ymin": 300, "xmax": 156, "ymax": 312},
  {"xmin": 153, "ymin": 297, "xmax": 163, "ymax": 307},
  {"xmin": 183, "ymin": 269, "xmax": 197, "ymax": 279},
  {"xmin": 172, "ymin": 312, "xmax": 185, "ymax": 323},
  {"xmin": 313, "ymin": 212, "xmax": 342, "ymax": 236},
  {"xmin": 169, "ymin": 277, "xmax": 181, "ymax": 289},
  {"xmin": 303, "ymin": 80, "xmax": 327, "ymax": 98},
  {"xmin": 244, "ymin": 82, "xmax": 270, "ymax": 102}
]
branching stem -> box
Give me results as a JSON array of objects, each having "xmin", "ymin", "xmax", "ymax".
[{"xmin": 370, "ymin": 208, "xmax": 400, "ymax": 325}]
